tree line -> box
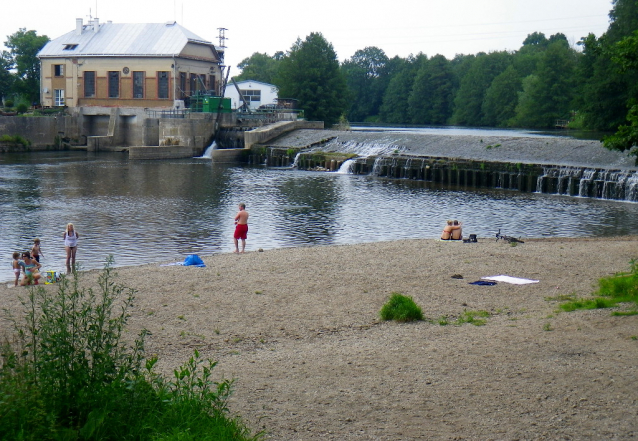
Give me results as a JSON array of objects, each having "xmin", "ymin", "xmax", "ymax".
[
  {"xmin": 1, "ymin": 0, "xmax": 636, "ymax": 155},
  {"xmin": 234, "ymin": 0, "xmax": 638, "ymax": 156}
]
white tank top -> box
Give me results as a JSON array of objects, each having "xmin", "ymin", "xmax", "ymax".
[{"xmin": 65, "ymin": 231, "xmax": 78, "ymax": 247}]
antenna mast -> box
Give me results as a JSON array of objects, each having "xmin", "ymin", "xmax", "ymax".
[{"xmin": 217, "ymin": 28, "xmax": 228, "ymax": 50}]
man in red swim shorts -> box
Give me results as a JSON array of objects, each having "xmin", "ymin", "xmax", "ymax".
[{"xmin": 233, "ymin": 202, "xmax": 249, "ymax": 253}]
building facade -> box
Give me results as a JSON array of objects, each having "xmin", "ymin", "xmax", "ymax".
[
  {"xmin": 37, "ymin": 19, "xmax": 224, "ymax": 108},
  {"xmin": 224, "ymin": 80, "xmax": 279, "ymax": 111}
]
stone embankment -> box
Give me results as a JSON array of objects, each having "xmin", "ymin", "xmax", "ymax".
[{"xmin": 250, "ymin": 129, "xmax": 638, "ymax": 201}]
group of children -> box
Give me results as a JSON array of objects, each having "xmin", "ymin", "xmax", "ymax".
[
  {"xmin": 11, "ymin": 238, "xmax": 44, "ymax": 287},
  {"xmin": 10, "ymin": 223, "xmax": 79, "ymax": 287}
]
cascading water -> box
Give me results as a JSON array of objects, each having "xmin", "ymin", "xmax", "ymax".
[
  {"xmin": 195, "ymin": 141, "xmax": 217, "ymax": 159},
  {"xmin": 336, "ymin": 159, "xmax": 355, "ymax": 174}
]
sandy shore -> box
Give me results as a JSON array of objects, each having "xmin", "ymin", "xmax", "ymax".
[{"xmin": 1, "ymin": 237, "xmax": 637, "ymax": 439}]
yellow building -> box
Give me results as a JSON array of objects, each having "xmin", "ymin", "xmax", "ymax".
[{"xmin": 37, "ymin": 18, "xmax": 224, "ymax": 108}]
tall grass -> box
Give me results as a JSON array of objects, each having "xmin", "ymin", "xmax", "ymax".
[{"xmin": 0, "ymin": 258, "xmax": 259, "ymax": 440}]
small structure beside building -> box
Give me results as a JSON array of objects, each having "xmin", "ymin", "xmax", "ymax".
[
  {"xmin": 224, "ymin": 80, "xmax": 278, "ymax": 111},
  {"xmin": 37, "ymin": 18, "xmax": 224, "ymax": 109}
]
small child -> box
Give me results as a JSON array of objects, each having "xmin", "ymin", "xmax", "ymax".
[
  {"xmin": 31, "ymin": 238, "xmax": 44, "ymax": 262},
  {"xmin": 12, "ymin": 252, "xmax": 23, "ymax": 287}
]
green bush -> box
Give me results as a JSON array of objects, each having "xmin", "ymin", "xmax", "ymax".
[
  {"xmin": 379, "ymin": 293, "xmax": 423, "ymax": 322},
  {"xmin": 4, "ymin": 99, "xmax": 14, "ymax": 108},
  {"xmin": 0, "ymin": 258, "xmax": 259, "ymax": 440},
  {"xmin": 16, "ymin": 103, "xmax": 28, "ymax": 114}
]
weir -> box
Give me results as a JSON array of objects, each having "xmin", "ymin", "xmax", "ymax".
[{"xmin": 256, "ymin": 145, "xmax": 638, "ymax": 202}]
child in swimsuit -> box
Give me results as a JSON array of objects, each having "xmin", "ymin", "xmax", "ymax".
[
  {"xmin": 31, "ymin": 238, "xmax": 44, "ymax": 263},
  {"xmin": 12, "ymin": 252, "xmax": 22, "ymax": 287}
]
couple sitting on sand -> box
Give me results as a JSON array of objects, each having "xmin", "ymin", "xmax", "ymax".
[{"xmin": 441, "ymin": 220, "xmax": 462, "ymax": 240}]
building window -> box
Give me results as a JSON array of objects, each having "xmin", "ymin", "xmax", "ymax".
[
  {"xmin": 158, "ymin": 71, "xmax": 169, "ymax": 99},
  {"xmin": 54, "ymin": 65, "xmax": 64, "ymax": 76},
  {"xmin": 189, "ymin": 74, "xmax": 197, "ymax": 95},
  {"xmin": 133, "ymin": 71, "xmax": 144, "ymax": 98},
  {"xmin": 209, "ymin": 75, "xmax": 216, "ymax": 94},
  {"xmin": 240, "ymin": 89, "xmax": 261, "ymax": 102},
  {"xmin": 179, "ymin": 72, "xmax": 186, "ymax": 99},
  {"xmin": 108, "ymin": 71, "xmax": 119, "ymax": 98},
  {"xmin": 63, "ymin": 44, "xmax": 78, "ymax": 50},
  {"xmin": 84, "ymin": 71, "xmax": 95, "ymax": 97},
  {"xmin": 54, "ymin": 89, "xmax": 65, "ymax": 106}
]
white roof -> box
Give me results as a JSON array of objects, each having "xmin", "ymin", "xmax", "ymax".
[{"xmin": 38, "ymin": 21, "xmax": 215, "ymax": 58}]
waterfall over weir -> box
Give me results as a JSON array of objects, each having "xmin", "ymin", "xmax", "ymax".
[{"xmin": 536, "ymin": 166, "xmax": 638, "ymax": 201}]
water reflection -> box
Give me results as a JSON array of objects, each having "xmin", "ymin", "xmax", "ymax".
[{"xmin": 1, "ymin": 152, "xmax": 637, "ymax": 283}]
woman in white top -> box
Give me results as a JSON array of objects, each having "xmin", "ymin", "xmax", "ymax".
[{"xmin": 63, "ymin": 223, "xmax": 79, "ymax": 273}]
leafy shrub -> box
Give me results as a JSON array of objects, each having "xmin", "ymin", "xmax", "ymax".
[
  {"xmin": 16, "ymin": 103, "xmax": 28, "ymax": 114},
  {"xmin": 4, "ymin": 99, "xmax": 14, "ymax": 108},
  {"xmin": 0, "ymin": 258, "xmax": 259, "ymax": 440},
  {"xmin": 379, "ymin": 293, "xmax": 423, "ymax": 322}
]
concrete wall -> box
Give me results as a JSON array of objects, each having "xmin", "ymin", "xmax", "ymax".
[
  {"xmin": 0, "ymin": 115, "xmax": 82, "ymax": 150},
  {"xmin": 244, "ymin": 120, "xmax": 324, "ymax": 149},
  {"xmin": 128, "ymin": 145, "xmax": 200, "ymax": 159},
  {"xmin": 159, "ymin": 114, "xmax": 217, "ymax": 150}
]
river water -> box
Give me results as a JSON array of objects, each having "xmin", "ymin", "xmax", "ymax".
[{"xmin": 2, "ymin": 150, "xmax": 638, "ymax": 283}]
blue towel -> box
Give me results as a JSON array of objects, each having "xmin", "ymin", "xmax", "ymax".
[{"xmin": 469, "ymin": 280, "xmax": 497, "ymax": 286}]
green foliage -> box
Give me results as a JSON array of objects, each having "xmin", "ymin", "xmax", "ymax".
[
  {"xmin": 342, "ymin": 46, "xmax": 389, "ymax": 122},
  {"xmin": 15, "ymin": 102, "xmax": 28, "ymax": 114},
  {"xmin": 559, "ymin": 259, "xmax": 638, "ymax": 313},
  {"xmin": 0, "ymin": 259, "xmax": 258, "ymax": 440},
  {"xmin": 0, "ymin": 134, "xmax": 30, "ymax": 146},
  {"xmin": 276, "ymin": 32, "xmax": 349, "ymax": 126},
  {"xmin": 3, "ymin": 98, "xmax": 14, "ymax": 108},
  {"xmin": 3, "ymin": 28, "xmax": 49, "ymax": 104},
  {"xmin": 408, "ymin": 54, "xmax": 455, "ymax": 125},
  {"xmin": 233, "ymin": 51, "xmax": 282, "ymax": 84},
  {"xmin": 379, "ymin": 293, "xmax": 423, "ymax": 322},
  {"xmin": 379, "ymin": 55, "xmax": 422, "ymax": 123}
]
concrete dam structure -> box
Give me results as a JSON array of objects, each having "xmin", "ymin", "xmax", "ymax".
[{"xmin": 252, "ymin": 129, "xmax": 638, "ymax": 202}]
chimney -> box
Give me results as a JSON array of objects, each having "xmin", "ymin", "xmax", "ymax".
[
  {"xmin": 76, "ymin": 18, "xmax": 83, "ymax": 35},
  {"xmin": 93, "ymin": 18, "xmax": 100, "ymax": 33}
]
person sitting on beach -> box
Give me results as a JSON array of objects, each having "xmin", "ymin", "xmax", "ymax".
[
  {"xmin": 441, "ymin": 220, "xmax": 463, "ymax": 240},
  {"xmin": 12, "ymin": 252, "xmax": 23, "ymax": 287},
  {"xmin": 451, "ymin": 220, "xmax": 463, "ymax": 240},
  {"xmin": 20, "ymin": 251, "xmax": 42, "ymax": 286}
]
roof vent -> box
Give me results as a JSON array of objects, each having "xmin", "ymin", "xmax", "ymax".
[
  {"xmin": 165, "ymin": 21, "xmax": 177, "ymax": 26},
  {"xmin": 76, "ymin": 18, "xmax": 83, "ymax": 35}
]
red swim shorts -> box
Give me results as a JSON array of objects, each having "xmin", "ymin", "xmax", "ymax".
[{"xmin": 234, "ymin": 223, "xmax": 248, "ymax": 240}]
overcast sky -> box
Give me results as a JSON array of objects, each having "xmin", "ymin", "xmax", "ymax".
[{"xmin": 2, "ymin": 0, "xmax": 614, "ymax": 75}]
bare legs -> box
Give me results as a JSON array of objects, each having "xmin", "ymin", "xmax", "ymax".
[
  {"xmin": 65, "ymin": 246, "xmax": 77, "ymax": 273},
  {"xmin": 234, "ymin": 238, "xmax": 245, "ymax": 253}
]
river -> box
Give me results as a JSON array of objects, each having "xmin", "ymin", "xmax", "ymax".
[{"xmin": 1, "ymin": 149, "xmax": 637, "ymax": 283}]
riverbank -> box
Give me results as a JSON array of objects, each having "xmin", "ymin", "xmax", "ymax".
[{"xmin": 1, "ymin": 237, "xmax": 637, "ymax": 439}]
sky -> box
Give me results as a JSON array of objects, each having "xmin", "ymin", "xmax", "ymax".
[{"xmin": 2, "ymin": 0, "xmax": 614, "ymax": 75}]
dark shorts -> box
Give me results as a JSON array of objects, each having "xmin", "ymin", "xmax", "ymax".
[{"xmin": 234, "ymin": 224, "xmax": 248, "ymax": 240}]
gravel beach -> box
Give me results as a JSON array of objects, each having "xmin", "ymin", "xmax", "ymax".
[{"xmin": 1, "ymin": 236, "xmax": 637, "ymax": 439}]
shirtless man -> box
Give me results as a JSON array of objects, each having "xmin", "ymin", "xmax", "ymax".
[
  {"xmin": 233, "ymin": 203, "xmax": 249, "ymax": 253},
  {"xmin": 441, "ymin": 219, "xmax": 463, "ymax": 240}
]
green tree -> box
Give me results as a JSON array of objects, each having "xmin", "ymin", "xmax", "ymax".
[
  {"xmin": 482, "ymin": 65, "xmax": 522, "ymax": 126},
  {"xmin": 575, "ymin": 0, "xmax": 638, "ymax": 131},
  {"xmin": 451, "ymin": 51, "xmax": 512, "ymax": 126},
  {"xmin": 276, "ymin": 33, "xmax": 349, "ymax": 126},
  {"xmin": 233, "ymin": 51, "xmax": 282, "ymax": 84},
  {"xmin": 341, "ymin": 46, "xmax": 389, "ymax": 122},
  {"xmin": 0, "ymin": 51, "xmax": 14, "ymax": 102},
  {"xmin": 379, "ymin": 54, "xmax": 423, "ymax": 124},
  {"xmin": 513, "ymin": 39, "xmax": 578, "ymax": 128},
  {"xmin": 603, "ymin": 30, "xmax": 638, "ymax": 156},
  {"xmin": 4, "ymin": 28, "xmax": 49, "ymax": 105},
  {"xmin": 408, "ymin": 54, "xmax": 455, "ymax": 125}
]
